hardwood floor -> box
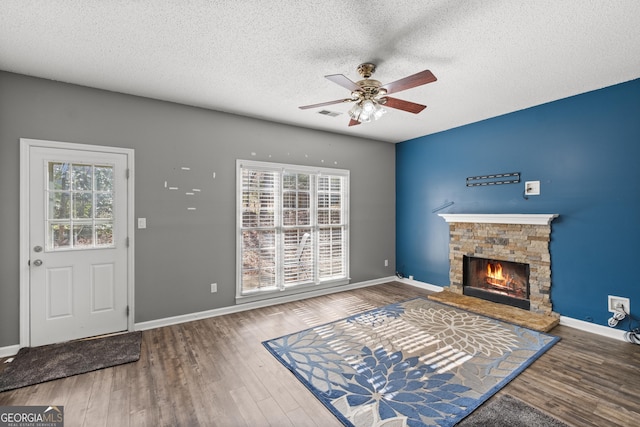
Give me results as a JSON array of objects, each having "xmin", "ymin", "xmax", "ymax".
[{"xmin": 1, "ymin": 281, "xmax": 639, "ymax": 426}]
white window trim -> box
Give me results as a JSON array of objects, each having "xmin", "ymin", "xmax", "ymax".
[{"xmin": 236, "ymin": 159, "xmax": 350, "ymax": 303}]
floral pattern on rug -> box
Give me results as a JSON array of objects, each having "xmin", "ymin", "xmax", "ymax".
[{"xmin": 263, "ymin": 298, "xmax": 559, "ymax": 427}]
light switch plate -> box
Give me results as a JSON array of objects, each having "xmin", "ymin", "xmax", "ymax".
[
  {"xmin": 525, "ymin": 181, "xmax": 540, "ymax": 196},
  {"xmin": 137, "ymin": 217, "xmax": 147, "ymax": 229}
]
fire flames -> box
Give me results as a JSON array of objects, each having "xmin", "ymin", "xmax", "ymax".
[
  {"xmin": 467, "ymin": 257, "xmax": 528, "ymax": 300},
  {"xmin": 486, "ymin": 262, "xmax": 506, "ymax": 286}
]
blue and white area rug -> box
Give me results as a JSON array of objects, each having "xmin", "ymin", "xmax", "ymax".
[{"xmin": 263, "ymin": 297, "xmax": 559, "ymax": 427}]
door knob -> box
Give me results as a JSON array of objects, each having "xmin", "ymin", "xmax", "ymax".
[{"xmin": 33, "ymin": 259, "xmax": 43, "ymax": 266}]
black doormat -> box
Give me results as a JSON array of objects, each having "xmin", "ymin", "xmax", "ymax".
[
  {"xmin": 0, "ymin": 331, "xmax": 141, "ymax": 393},
  {"xmin": 457, "ymin": 394, "xmax": 570, "ymax": 427}
]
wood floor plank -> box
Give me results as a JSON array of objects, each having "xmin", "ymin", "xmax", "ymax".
[
  {"xmin": 126, "ymin": 334, "xmax": 159, "ymax": 427},
  {"xmin": 246, "ymin": 351, "xmax": 300, "ymax": 414},
  {"xmin": 256, "ymin": 396, "xmax": 295, "ymax": 427},
  {"xmin": 105, "ymin": 387, "xmax": 130, "ymax": 427},
  {"xmin": 145, "ymin": 328, "xmax": 182, "ymax": 426},
  {"xmin": 202, "ymin": 379, "xmax": 250, "ymax": 426},
  {"xmin": 1, "ymin": 281, "xmax": 639, "ymax": 426},
  {"xmin": 229, "ymin": 386, "xmax": 271, "ymax": 426},
  {"xmin": 83, "ymin": 368, "xmax": 113, "ymax": 427},
  {"xmin": 285, "ymin": 405, "xmax": 340, "ymax": 427},
  {"xmin": 62, "ymin": 373, "xmax": 94, "ymax": 426}
]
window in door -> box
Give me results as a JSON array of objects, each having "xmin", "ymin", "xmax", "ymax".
[
  {"xmin": 237, "ymin": 160, "xmax": 349, "ymax": 298},
  {"xmin": 47, "ymin": 161, "xmax": 115, "ymax": 250}
]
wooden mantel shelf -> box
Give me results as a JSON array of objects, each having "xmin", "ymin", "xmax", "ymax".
[{"xmin": 438, "ymin": 213, "xmax": 559, "ymax": 225}]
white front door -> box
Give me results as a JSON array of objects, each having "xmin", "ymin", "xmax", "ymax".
[{"xmin": 23, "ymin": 140, "xmax": 133, "ymax": 346}]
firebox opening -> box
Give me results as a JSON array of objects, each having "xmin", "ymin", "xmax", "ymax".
[{"xmin": 463, "ymin": 256, "xmax": 530, "ymax": 310}]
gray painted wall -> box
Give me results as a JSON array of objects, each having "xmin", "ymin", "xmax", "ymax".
[{"xmin": 0, "ymin": 71, "xmax": 396, "ymax": 347}]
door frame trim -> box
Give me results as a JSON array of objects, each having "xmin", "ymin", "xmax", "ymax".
[{"xmin": 19, "ymin": 138, "xmax": 135, "ymax": 348}]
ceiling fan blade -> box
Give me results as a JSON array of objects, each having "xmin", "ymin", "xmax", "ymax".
[
  {"xmin": 325, "ymin": 74, "xmax": 361, "ymax": 92},
  {"xmin": 381, "ymin": 70, "xmax": 437, "ymax": 95},
  {"xmin": 299, "ymin": 98, "xmax": 353, "ymax": 110},
  {"xmin": 348, "ymin": 118, "xmax": 361, "ymax": 127},
  {"xmin": 382, "ymin": 97, "xmax": 427, "ymax": 114}
]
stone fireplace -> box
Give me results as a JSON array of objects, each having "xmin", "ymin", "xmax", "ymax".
[{"xmin": 438, "ymin": 214, "xmax": 559, "ymax": 315}]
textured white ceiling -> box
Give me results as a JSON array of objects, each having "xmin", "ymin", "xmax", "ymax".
[{"xmin": 1, "ymin": 1, "xmax": 639, "ymax": 143}]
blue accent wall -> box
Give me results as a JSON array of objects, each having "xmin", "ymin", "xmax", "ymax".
[{"xmin": 396, "ymin": 79, "xmax": 640, "ymax": 328}]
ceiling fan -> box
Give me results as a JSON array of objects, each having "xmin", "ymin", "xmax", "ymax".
[{"xmin": 299, "ymin": 63, "xmax": 437, "ymax": 126}]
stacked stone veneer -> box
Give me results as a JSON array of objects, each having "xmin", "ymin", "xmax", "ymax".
[{"xmin": 447, "ymin": 222, "xmax": 556, "ymax": 315}]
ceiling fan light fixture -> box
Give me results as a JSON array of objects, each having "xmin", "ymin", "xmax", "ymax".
[
  {"xmin": 372, "ymin": 102, "xmax": 386, "ymax": 120},
  {"xmin": 299, "ymin": 64, "xmax": 435, "ymax": 127},
  {"xmin": 349, "ymin": 99, "xmax": 386, "ymax": 123},
  {"xmin": 348, "ymin": 103, "xmax": 363, "ymax": 121},
  {"xmin": 362, "ymin": 99, "xmax": 375, "ymax": 113}
]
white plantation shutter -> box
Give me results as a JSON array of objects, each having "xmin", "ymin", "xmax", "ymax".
[
  {"xmin": 237, "ymin": 160, "xmax": 349, "ymax": 297},
  {"xmin": 282, "ymin": 171, "xmax": 313, "ymax": 286},
  {"xmin": 317, "ymin": 175, "xmax": 346, "ymax": 280},
  {"xmin": 240, "ymin": 168, "xmax": 279, "ymax": 291}
]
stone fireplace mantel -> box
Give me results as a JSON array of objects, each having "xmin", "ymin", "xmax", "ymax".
[{"xmin": 438, "ymin": 213, "xmax": 559, "ymax": 225}]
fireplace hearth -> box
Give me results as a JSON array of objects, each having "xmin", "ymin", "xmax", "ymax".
[{"xmin": 463, "ymin": 256, "xmax": 530, "ymax": 310}]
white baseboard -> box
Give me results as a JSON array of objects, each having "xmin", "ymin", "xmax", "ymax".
[
  {"xmin": 0, "ymin": 344, "xmax": 20, "ymax": 358},
  {"xmin": 395, "ymin": 277, "xmax": 444, "ymax": 293},
  {"xmin": 559, "ymin": 315, "xmax": 627, "ymax": 342},
  {"xmin": 134, "ymin": 276, "xmax": 397, "ymax": 331}
]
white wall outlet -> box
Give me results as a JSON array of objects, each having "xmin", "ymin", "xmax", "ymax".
[
  {"xmin": 210, "ymin": 283, "xmax": 217, "ymax": 293},
  {"xmin": 608, "ymin": 295, "xmax": 630, "ymax": 313},
  {"xmin": 137, "ymin": 217, "xmax": 147, "ymax": 229},
  {"xmin": 525, "ymin": 181, "xmax": 540, "ymax": 196},
  {"xmin": 384, "ymin": 259, "xmax": 389, "ymax": 267}
]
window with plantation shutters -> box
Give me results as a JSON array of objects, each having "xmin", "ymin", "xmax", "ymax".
[
  {"xmin": 237, "ymin": 160, "xmax": 349, "ymax": 298},
  {"xmin": 317, "ymin": 175, "xmax": 346, "ymax": 280}
]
